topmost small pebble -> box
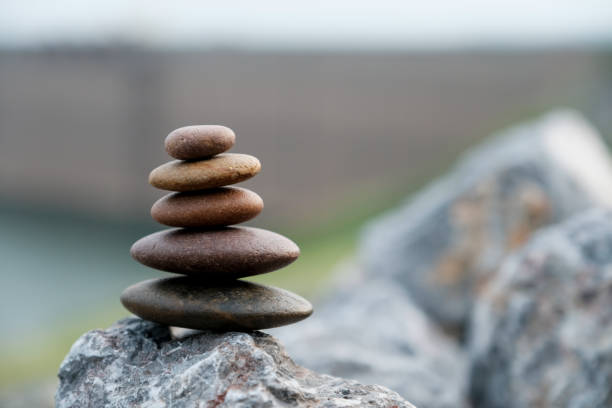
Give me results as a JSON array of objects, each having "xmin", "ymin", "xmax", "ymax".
[{"xmin": 165, "ymin": 125, "xmax": 236, "ymax": 160}]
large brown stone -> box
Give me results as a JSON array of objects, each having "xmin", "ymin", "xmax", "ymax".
[
  {"xmin": 130, "ymin": 227, "xmax": 299, "ymax": 278},
  {"xmin": 120, "ymin": 277, "xmax": 313, "ymax": 330},
  {"xmin": 165, "ymin": 125, "xmax": 235, "ymax": 160},
  {"xmin": 151, "ymin": 187, "xmax": 263, "ymax": 227},
  {"xmin": 149, "ymin": 153, "xmax": 261, "ymax": 192}
]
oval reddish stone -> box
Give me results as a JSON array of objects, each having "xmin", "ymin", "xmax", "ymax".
[
  {"xmin": 151, "ymin": 187, "xmax": 263, "ymax": 228},
  {"xmin": 130, "ymin": 227, "xmax": 299, "ymax": 278}
]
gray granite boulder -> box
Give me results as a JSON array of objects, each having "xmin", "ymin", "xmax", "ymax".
[
  {"xmin": 469, "ymin": 209, "xmax": 612, "ymax": 408},
  {"xmin": 273, "ymin": 262, "xmax": 468, "ymax": 408},
  {"xmin": 56, "ymin": 317, "xmax": 415, "ymax": 408},
  {"xmin": 361, "ymin": 110, "xmax": 612, "ymax": 331},
  {"xmin": 276, "ymin": 110, "xmax": 612, "ymax": 407}
]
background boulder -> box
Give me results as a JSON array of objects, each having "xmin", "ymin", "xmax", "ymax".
[
  {"xmin": 361, "ymin": 110, "xmax": 612, "ymax": 331},
  {"xmin": 275, "ymin": 110, "xmax": 612, "ymax": 408},
  {"xmin": 274, "ymin": 262, "xmax": 468, "ymax": 408},
  {"xmin": 469, "ymin": 209, "xmax": 612, "ymax": 408}
]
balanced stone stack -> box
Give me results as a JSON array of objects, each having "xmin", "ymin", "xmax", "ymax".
[{"xmin": 120, "ymin": 125, "xmax": 313, "ymax": 331}]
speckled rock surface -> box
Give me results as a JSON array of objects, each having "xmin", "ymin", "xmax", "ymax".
[
  {"xmin": 273, "ymin": 262, "xmax": 469, "ymax": 408},
  {"xmin": 165, "ymin": 125, "xmax": 235, "ymax": 160},
  {"xmin": 56, "ymin": 317, "xmax": 415, "ymax": 408},
  {"xmin": 273, "ymin": 111, "xmax": 612, "ymax": 407},
  {"xmin": 151, "ymin": 187, "xmax": 263, "ymax": 227},
  {"xmin": 121, "ymin": 277, "xmax": 313, "ymax": 331},
  {"xmin": 130, "ymin": 227, "xmax": 299, "ymax": 278},
  {"xmin": 361, "ymin": 110, "xmax": 612, "ymax": 331},
  {"xmin": 149, "ymin": 153, "xmax": 261, "ymax": 191},
  {"xmin": 468, "ymin": 209, "xmax": 612, "ymax": 408}
]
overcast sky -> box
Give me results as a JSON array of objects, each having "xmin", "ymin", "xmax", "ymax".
[{"xmin": 1, "ymin": 0, "xmax": 611, "ymax": 49}]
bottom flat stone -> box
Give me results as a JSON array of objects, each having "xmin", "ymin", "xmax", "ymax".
[{"xmin": 120, "ymin": 277, "xmax": 313, "ymax": 331}]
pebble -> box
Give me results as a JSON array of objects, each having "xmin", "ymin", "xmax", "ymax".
[
  {"xmin": 149, "ymin": 153, "xmax": 261, "ymax": 192},
  {"xmin": 130, "ymin": 227, "xmax": 299, "ymax": 278},
  {"xmin": 151, "ymin": 187, "xmax": 263, "ymax": 227},
  {"xmin": 165, "ymin": 125, "xmax": 235, "ymax": 160},
  {"xmin": 120, "ymin": 277, "xmax": 313, "ymax": 330}
]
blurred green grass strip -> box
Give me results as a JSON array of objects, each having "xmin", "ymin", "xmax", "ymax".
[{"xmin": 0, "ymin": 304, "xmax": 126, "ymax": 384}]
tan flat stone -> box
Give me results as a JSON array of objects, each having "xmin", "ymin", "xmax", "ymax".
[{"xmin": 149, "ymin": 153, "xmax": 261, "ymax": 191}]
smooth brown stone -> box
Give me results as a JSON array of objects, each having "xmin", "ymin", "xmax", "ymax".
[
  {"xmin": 149, "ymin": 153, "xmax": 261, "ymax": 192},
  {"xmin": 130, "ymin": 227, "xmax": 299, "ymax": 278},
  {"xmin": 120, "ymin": 277, "xmax": 313, "ymax": 331},
  {"xmin": 165, "ymin": 125, "xmax": 235, "ymax": 160},
  {"xmin": 151, "ymin": 187, "xmax": 263, "ymax": 228}
]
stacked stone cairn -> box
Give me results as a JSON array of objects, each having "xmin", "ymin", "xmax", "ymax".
[{"xmin": 121, "ymin": 125, "xmax": 313, "ymax": 331}]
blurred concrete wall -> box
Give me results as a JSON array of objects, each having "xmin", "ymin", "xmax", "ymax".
[{"xmin": 0, "ymin": 49, "xmax": 609, "ymax": 228}]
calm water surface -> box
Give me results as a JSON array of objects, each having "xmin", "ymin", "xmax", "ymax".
[{"xmin": 0, "ymin": 204, "xmax": 159, "ymax": 340}]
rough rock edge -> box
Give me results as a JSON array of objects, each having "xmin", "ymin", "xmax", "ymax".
[{"xmin": 56, "ymin": 317, "xmax": 415, "ymax": 408}]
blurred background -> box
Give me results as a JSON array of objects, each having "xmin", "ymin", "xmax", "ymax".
[{"xmin": 1, "ymin": 0, "xmax": 612, "ymax": 399}]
